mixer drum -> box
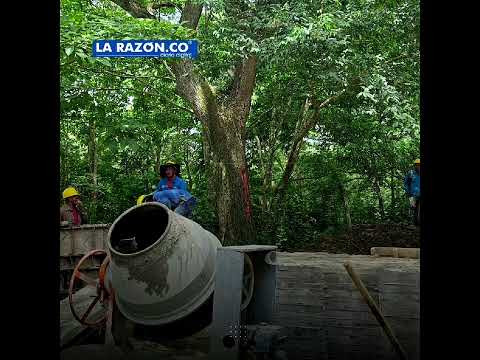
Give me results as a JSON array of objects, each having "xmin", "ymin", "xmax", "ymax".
[{"xmin": 106, "ymin": 202, "xmax": 221, "ymax": 334}]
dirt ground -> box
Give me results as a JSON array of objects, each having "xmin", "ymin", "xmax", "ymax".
[{"xmin": 287, "ymin": 223, "xmax": 420, "ymax": 255}]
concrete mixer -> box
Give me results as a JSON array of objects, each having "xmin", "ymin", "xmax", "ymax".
[{"xmin": 65, "ymin": 202, "xmax": 287, "ymax": 360}]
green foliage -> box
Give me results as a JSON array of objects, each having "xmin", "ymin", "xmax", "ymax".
[{"xmin": 60, "ymin": 0, "xmax": 420, "ymax": 249}]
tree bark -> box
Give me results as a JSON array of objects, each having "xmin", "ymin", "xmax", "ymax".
[
  {"xmin": 183, "ymin": 129, "xmax": 194, "ymax": 190},
  {"xmin": 338, "ymin": 181, "xmax": 352, "ymax": 231},
  {"xmin": 372, "ymin": 176, "xmax": 386, "ymax": 221},
  {"xmin": 263, "ymin": 109, "xmax": 279, "ymax": 212},
  {"xmin": 389, "ymin": 168, "xmax": 396, "ymax": 220},
  {"xmin": 109, "ymin": 1, "xmax": 256, "ymax": 245},
  {"xmin": 111, "ymin": 0, "xmax": 156, "ymax": 19},
  {"xmin": 87, "ymin": 115, "xmax": 98, "ymax": 220},
  {"xmin": 274, "ymin": 98, "xmax": 313, "ymax": 204},
  {"xmin": 154, "ymin": 146, "xmax": 162, "ymax": 177},
  {"xmin": 255, "ymin": 134, "xmax": 266, "ymax": 211}
]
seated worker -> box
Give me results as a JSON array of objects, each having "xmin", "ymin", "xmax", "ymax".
[
  {"xmin": 60, "ymin": 187, "xmax": 88, "ymax": 226},
  {"xmin": 153, "ymin": 161, "xmax": 197, "ymax": 218}
]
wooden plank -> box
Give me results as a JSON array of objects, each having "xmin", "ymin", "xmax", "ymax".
[
  {"xmin": 276, "ymin": 288, "xmax": 380, "ymax": 305},
  {"xmin": 380, "ymin": 285, "xmax": 420, "ymax": 296},
  {"xmin": 274, "ymin": 316, "xmax": 382, "ymax": 329},
  {"xmin": 271, "ymin": 252, "xmax": 420, "ymax": 360},
  {"xmin": 344, "ymin": 261, "xmax": 408, "ymax": 360},
  {"xmin": 380, "ymin": 298, "xmax": 420, "ymax": 317},
  {"xmin": 378, "ymin": 268, "xmax": 420, "ymax": 321},
  {"xmin": 223, "ymin": 245, "xmax": 277, "ymax": 252},
  {"xmin": 60, "ymin": 225, "xmax": 109, "ymax": 256},
  {"xmin": 275, "ymin": 253, "xmax": 420, "ymax": 273},
  {"xmin": 279, "ymin": 326, "xmax": 328, "ymax": 360},
  {"xmin": 278, "ymin": 270, "xmax": 381, "ymax": 284},
  {"xmin": 277, "ymin": 279, "xmax": 380, "ymax": 290},
  {"xmin": 275, "ymin": 300, "xmax": 369, "ymax": 314},
  {"xmin": 371, "ymin": 247, "xmax": 420, "ymax": 259},
  {"xmin": 386, "ymin": 318, "xmax": 420, "ymax": 339}
]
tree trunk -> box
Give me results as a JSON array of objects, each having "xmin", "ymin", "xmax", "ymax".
[
  {"xmin": 213, "ymin": 118, "xmax": 253, "ymax": 245},
  {"xmin": 338, "ymin": 181, "xmax": 352, "ymax": 231},
  {"xmin": 87, "ymin": 116, "xmax": 98, "ymax": 221},
  {"xmin": 183, "ymin": 129, "xmax": 194, "ymax": 191},
  {"xmin": 372, "ymin": 177, "xmax": 385, "ymax": 221},
  {"xmin": 389, "ymin": 169, "xmax": 396, "ymax": 220},
  {"xmin": 264, "ymin": 147, "xmax": 275, "ymax": 212},
  {"xmin": 154, "ymin": 146, "xmax": 162, "ymax": 176},
  {"xmin": 255, "ymin": 134, "xmax": 271, "ymax": 212},
  {"xmin": 262, "ymin": 106, "xmax": 283, "ymax": 212},
  {"xmin": 200, "ymin": 123, "xmax": 216, "ymax": 205},
  {"xmin": 171, "ymin": 56, "xmax": 257, "ymax": 245}
]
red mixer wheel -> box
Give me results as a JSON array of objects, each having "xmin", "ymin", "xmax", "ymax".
[{"xmin": 68, "ymin": 249, "xmax": 111, "ymax": 327}]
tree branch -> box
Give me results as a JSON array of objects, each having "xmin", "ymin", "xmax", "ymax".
[
  {"xmin": 78, "ymin": 65, "xmax": 194, "ymax": 115},
  {"xmin": 152, "ymin": 2, "xmax": 182, "ymax": 11},
  {"xmin": 179, "ymin": 1, "xmax": 204, "ymax": 30},
  {"xmin": 228, "ymin": 55, "xmax": 257, "ymax": 134},
  {"xmin": 106, "ymin": 0, "xmax": 213, "ymax": 121},
  {"xmin": 80, "ymin": 65, "xmax": 174, "ymax": 82},
  {"xmin": 168, "ymin": 2, "xmax": 212, "ymax": 122},
  {"xmin": 171, "ymin": 60, "xmax": 214, "ymax": 121},
  {"xmin": 273, "ymin": 89, "xmax": 346, "ymax": 200},
  {"xmin": 110, "ymin": 0, "xmax": 156, "ymax": 19},
  {"xmin": 161, "ymin": 59, "xmax": 176, "ymax": 79}
]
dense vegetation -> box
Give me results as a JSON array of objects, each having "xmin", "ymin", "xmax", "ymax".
[{"xmin": 60, "ymin": 0, "xmax": 420, "ymax": 248}]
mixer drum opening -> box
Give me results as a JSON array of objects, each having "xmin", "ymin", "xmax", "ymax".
[{"xmin": 109, "ymin": 204, "xmax": 169, "ymax": 254}]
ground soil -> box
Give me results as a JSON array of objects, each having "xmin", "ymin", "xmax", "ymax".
[{"xmin": 286, "ymin": 223, "xmax": 420, "ymax": 255}]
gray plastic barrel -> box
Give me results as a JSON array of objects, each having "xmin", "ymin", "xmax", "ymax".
[{"xmin": 106, "ymin": 202, "xmax": 221, "ymax": 328}]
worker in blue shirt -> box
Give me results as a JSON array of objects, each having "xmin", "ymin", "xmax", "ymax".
[
  {"xmin": 403, "ymin": 159, "xmax": 421, "ymax": 225},
  {"xmin": 152, "ymin": 161, "xmax": 197, "ymax": 218}
]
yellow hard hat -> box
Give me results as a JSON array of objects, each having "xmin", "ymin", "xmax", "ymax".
[
  {"xmin": 414, "ymin": 159, "xmax": 420, "ymax": 165},
  {"xmin": 63, "ymin": 187, "xmax": 79, "ymax": 199},
  {"xmin": 137, "ymin": 195, "xmax": 146, "ymax": 205}
]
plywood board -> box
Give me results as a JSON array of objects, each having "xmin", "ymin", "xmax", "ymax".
[{"xmin": 272, "ymin": 252, "xmax": 420, "ymax": 360}]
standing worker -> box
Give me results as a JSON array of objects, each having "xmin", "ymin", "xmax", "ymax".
[
  {"xmin": 153, "ymin": 161, "xmax": 197, "ymax": 218},
  {"xmin": 403, "ymin": 159, "xmax": 421, "ymax": 225},
  {"xmin": 60, "ymin": 187, "xmax": 88, "ymax": 226}
]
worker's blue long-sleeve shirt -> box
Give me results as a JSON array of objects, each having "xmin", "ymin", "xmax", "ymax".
[
  {"xmin": 156, "ymin": 176, "xmax": 188, "ymax": 191},
  {"xmin": 153, "ymin": 176, "xmax": 192, "ymax": 209},
  {"xmin": 403, "ymin": 170, "xmax": 420, "ymax": 198}
]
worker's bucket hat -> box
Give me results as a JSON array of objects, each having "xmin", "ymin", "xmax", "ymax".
[{"xmin": 160, "ymin": 161, "xmax": 181, "ymax": 178}]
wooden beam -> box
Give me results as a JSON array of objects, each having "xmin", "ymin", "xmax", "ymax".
[{"xmin": 371, "ymin": 247, "xmax": 420, "ymax": 259}]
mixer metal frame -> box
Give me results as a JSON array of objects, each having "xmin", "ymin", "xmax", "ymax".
[{"xmin": 210, "ymin": 245, "xmax": 283, "ymax": 360}]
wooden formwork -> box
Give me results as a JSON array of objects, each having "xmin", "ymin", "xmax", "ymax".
[
  {"xmin": 59, "ymin": 224, "xmax": 110, "ymax": 297},
  {"xmin": 273, "ymin": 252, "xmax": 420, "ymax": 360},
  {"xmin": 60, "ymin": 224, "xmax": 110, "ymax": 259}
]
